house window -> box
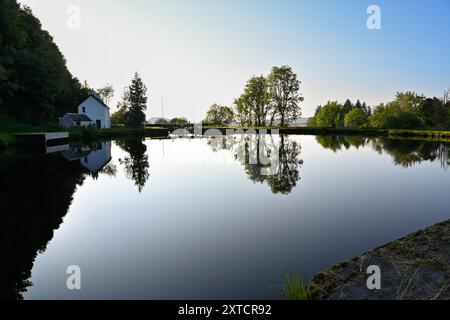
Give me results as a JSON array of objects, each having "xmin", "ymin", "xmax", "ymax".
[{"xmin": 82, "ymin": 107, "xmax": 86, "ymax": 113}]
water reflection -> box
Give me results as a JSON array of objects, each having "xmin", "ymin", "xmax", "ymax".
[
  {"xmin": 208, "ymin": 135, "xmax": 304, "ymax": 195},
  {"xmin": 61, "ymin": 141, "xmax": 112, "ymax": 179},
  {"xmin": 116, "ymin": 138, "xmax": 150, "ymax": 192},
  {"xmin": 316, "ymin": 135, "xmax": 450, "ymax": 169},
  {"xmin": 0, "ymin": 152, "xmax": 86, "ymax": 299},
  {"xmin": 1, "ymin": 135, "xmax": 450, "ymax": 299},
  {"xmin": 0, "ymin": 139, "xmax": 149, "ymax": 299}
]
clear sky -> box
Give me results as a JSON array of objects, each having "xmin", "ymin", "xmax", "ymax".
[{"xmin": 19, "ymin": 0, "xmax": 450, "ymax": 120}]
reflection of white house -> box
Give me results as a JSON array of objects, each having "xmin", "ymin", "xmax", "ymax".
[
  {"xmin": 61, "ymin": 141, "xmax": 112, "ymax": 177},
  {"xmin": 59, "ymin": 92, "xmax": 111, "ymax": 129},
  {"xmin": 80, "ymin": 142, "xmax": 112, "ymax": 174}
]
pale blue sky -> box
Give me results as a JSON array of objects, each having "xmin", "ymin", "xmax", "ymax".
[{"xmin": 19, "ymin": 0, "xmax": 450, "ymax": 120}]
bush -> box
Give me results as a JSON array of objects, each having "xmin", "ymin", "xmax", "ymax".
[{"xmin": 383, "ymin": 112, "xmax": 426, "ymax": 130}]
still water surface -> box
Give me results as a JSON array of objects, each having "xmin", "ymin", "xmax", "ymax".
[{"xmin": 1, "ymin": 135, "xmax": 449, "ymax": 299}]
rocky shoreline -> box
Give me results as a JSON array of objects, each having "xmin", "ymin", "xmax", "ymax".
[{"xmin": 309, "ymin": 219, "xmax": 450, "ymax": 300}]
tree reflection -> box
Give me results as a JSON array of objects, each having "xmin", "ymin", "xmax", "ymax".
[
  {"xmin": 266, "ymin": 136, "xmax": 303, "ymax": 194},
  {"xmin": 371, "ymin": 138, "xmax": 450, "ymax": 169},
  {"xmin": 316, "ymin": 135, "xmax": 450, "ymax": 169},
  {"xmin": 117, "ymin": 138, "xmax": 150, "ymax": 192},
  {"xmin": 316, "ymin": 135, "xmax": 368, "ymax": 152},
  {"xmin": 0, "ymin": 152, "xmax": 87, "ymax": 299},
  {"xmin": 208, "ymin": 134, "xmax": 303, "ymax": 195}
]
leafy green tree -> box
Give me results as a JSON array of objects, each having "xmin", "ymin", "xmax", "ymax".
[
  {"xmin": 267, "ymin": 66, "xmax": 303, "ymax": 126},
  {"xmin": 307, "ymin": 117, "xmax": 317, "ymax": 127},
  {"xmin": 393, "ymin": 91, "xmax": 425, "ymax": 114},
  {"xmin": 204, "ymin": 104, "xmax": 234, "ymax": 125},
  {"xmin": 234, "ymin": 96, "xmax": 252, "ymax": 126},
  {"xmin": 382, "ymin": 112, "xmax": 425, "ymax": 130},
  {"xmin": 315, "ymin": 101, "xmax": 343, "ymax": 128},
  {"xmin": 344, "ymin": 108, "xmax": 368, "ymax": 128},
  {"xmin": 0, "ymin": 1, "xmax": 87, "ymax": 123},
  {"xmin": 111, "ymin": 105, "xmax": 127, "ymax": 125},
  {"xmin": 369, "ymin": 103, "xmax": 391, "ymax": 128},
  {"xmin": 125, "ymin": 73, "xmax": 148, "ymax": 128},
  {"xmin": 235, "ymin": 75, "xmax": 271, "ymax": 126},
  {"xmin": 155, "ymin": 118, "xmax": 169, "ymax": 125},
  {"xmin": 170, "ymin": 117, "xmax": 188, "ymax": 127},
  {"xmin": 342, "ymin": 99, "xmax": 353, "ymax": 114}
]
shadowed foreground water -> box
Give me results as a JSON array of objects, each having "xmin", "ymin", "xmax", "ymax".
[{"xmin": 0, "ymin": 135, "xmax": 449, "ymax": 300}]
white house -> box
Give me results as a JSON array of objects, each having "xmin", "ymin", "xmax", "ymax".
[{"xmin": 59, "ymin": 92, "xmax": 111, "ymax": 129}]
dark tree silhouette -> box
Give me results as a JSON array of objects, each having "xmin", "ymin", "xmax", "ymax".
[
  {"xmin": 265, "ymin": 136, "xmax": 303, "ymax": 194},
  {"xmin": 117, "ymin": 139, "xmax": 150, "ymax": 192},
  {"xmin": 208, "ymin": 134, "xmax": 303, "ymax": 195},
  {"xmin": 0, "ymin": 152, "xmax": 87, "ymax": 299}
]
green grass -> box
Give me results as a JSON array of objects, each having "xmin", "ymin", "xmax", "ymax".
[
  {"xmin": 68, "ymin": 126, "xmax": 145, "ymax": 141},
  {"xmin": 387, "ymin": 129, "xmax": 450, "ymax": 139},
  {"xmin": 0, "ymin": 133, "xmax": 16, "ymax": 149},
  {"xmin": 0, "ymin": 116, "xmax": 172, "ymax": 147},
  {"xmin": 283, "ymin": 274, "xmax": 313, "ymax": 300},
  {"xmin": 0, "ymin": 115, "xmax": 60, "ymax": 133}
]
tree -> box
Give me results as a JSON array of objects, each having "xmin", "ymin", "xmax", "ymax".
[
  {"xmin": 204, "ymin": 104, "xmax": 234, "ymax": 125},
  {"xmin": 0, "ymin": 2, "xmax": 88, "ymax": 123},
  {"xmin": 170, "ymin": 117, "xmax": 188, "ymax": 127},
  {"xmin": 342, "ymin": 99, "xmax": 353, "ymax": 114},
  {"xmin": 315, "ymin": 101, "xmax": 343, "ymax": 128},
  {"xmin": 155, "ymin": 118, "xmax": 169, "ymax": 125},
  {"xmin": 125, "ymin": 73, "xmax": 148, "ymax": 128},
  {"xmin": 235, "ymin": 75, "xmax": 271, "ymax": 126},
  {"xmin": 344, "ymin": 108, "xmax": 368, "ymax": 128},
  {"xmin": 111, "ymin": 105, "xmax": 127, "ymax": 125},
  {"xmin": 369, "ymin": 103, "xmax": 391, "ymax": 128},
  {"xmin": 96, "ymin": 84, "xmax": 114, "ymax": 105},
  {"xmin": 267, "ymin": 66, "xmax": 303, "ymax": 126},
  {"xmin": 234, "ymin": 96, "xmax": 252, "ymax": 126},
  {"xmin": 111, "ymin": 88, "xmax": 130, "ymax": 125},
  {"xmin": 383, "ymin": 112, "xmax": 425, "ymax": 130},
  {"xmin": 393, "ymin": 91, "xmax": 425, "ymax": 114}
]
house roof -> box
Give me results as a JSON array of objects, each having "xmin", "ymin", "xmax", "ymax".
[
  {"xmin": 80, "ymin": 92, "xmax": 110, "ymax": 109},
  {"xmin": 65, "ymin": 113, "xmax": 92, "ymax": 122}
]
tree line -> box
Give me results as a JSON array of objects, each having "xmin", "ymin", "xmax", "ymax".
[
  {"xmin": 204, "ymin": 66, "xmax": 304, "ymax": 127},
  {"xmin": 308, "ymin": 90, "xmax": 450, "ymax": 130},
  {"xmin": 0, "ymin": 0, "xmax": 90, "ymax": 124}
]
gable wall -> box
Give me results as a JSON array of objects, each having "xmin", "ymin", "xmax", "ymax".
[{"xmin": 78, "ymin": 96, "xmax": 111, "ymax": 129}]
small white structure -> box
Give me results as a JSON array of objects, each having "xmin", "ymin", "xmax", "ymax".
[
  {"xmin": 59, "ymin": 92, "xmax": 111, "ymax": 129},
  {"xmin": 59, "ymin": 114, "xmax": 93, "ymax": 128}
]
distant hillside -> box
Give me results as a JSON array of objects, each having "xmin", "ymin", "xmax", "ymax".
[{"xmin": 0, "ymin": 0, "xmax": 87, "ymax": 124}]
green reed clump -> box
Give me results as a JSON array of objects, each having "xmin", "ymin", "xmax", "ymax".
[{"xmin": 283, "ymin": 273, "xmax": 313, "ymax": 300}]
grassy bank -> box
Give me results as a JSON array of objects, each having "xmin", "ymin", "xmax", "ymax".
[
  {"xmin": 0, "ymin": 116, "xmax": 169, "ymax": 149},
  {"xmin": 0, "ymin": 133, "xmax": 16, "ymax": 149}
]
